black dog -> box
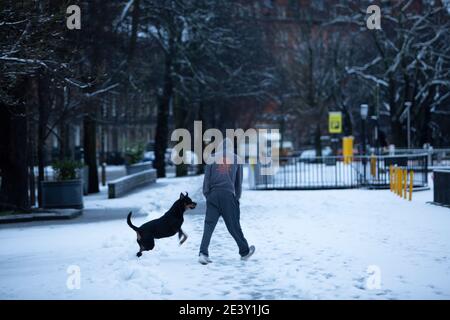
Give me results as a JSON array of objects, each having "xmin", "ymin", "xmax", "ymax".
[{"xmin": 127, "ymin": 192, "xmax": 197, "ymax": 257}]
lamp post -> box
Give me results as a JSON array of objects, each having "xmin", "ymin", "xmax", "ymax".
[
  {"xmin": 372, "ymin": 115, "xmax": 379, "ymax": 155},
  {"xmin": 360, "ymin": 104, "xmax": 369, "ymax": 182},
  {"xmin": 405, "ymin": 101, "xmax": 412, "ymax": 149},
  {"xmin": 360, "ymin": 104, "xmax": 369, "ymax": 154}
]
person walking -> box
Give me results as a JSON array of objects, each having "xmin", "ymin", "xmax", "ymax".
[{"xmin": 199, "ymin": 138, "xmax": 255, "ymax": 265}]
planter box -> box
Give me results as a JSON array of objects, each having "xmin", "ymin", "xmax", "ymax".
[
  {"xmin": 433, "ymin": 170, "xmax": 450, "ymax": 206},
  {"xmin": 126, "ymin": 161, "xmax": 153, "ymax": 175},
  {"xmin": 41, "ymin": 180, "xmax": 84, "ymax": 209}
]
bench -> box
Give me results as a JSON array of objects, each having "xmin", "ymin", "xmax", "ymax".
[
  {"xmin": 126, "ymin": 161, "xmax": 153, "ymax": 175},
  {"xmin": 108, "ymin": 169, "xmax": 157, "ymax": 199}
]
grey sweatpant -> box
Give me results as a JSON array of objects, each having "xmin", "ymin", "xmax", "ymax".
[{"xmin": 199, "ymin": 190, "xmax": 249, "ymax": 257}]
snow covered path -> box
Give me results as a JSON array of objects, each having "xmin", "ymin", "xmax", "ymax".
[{"xmin": 1, "ymin": 174, "xmax": 449, "ymax": 299}]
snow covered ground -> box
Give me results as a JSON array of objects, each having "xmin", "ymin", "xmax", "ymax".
[{"xmin": 1, "ymin": 171, "xmax": 449, "ymax": 300}]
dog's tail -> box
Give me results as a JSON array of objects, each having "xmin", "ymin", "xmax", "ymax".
[{"xmin": 127, "ymin": 212, "xmax": 139, "ymax": 232}]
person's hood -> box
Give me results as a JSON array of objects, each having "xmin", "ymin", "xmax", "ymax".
[
  {"xmin": 217, "ymin": 137, "xmax": 234, "ymax": 155},
  {"xmin": 207, "ymin": 137, "xmax": 236, "ymax": 163}
]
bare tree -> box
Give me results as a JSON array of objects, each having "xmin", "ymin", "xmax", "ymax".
[{"xmin": 340, "ymin": 0, "xmax": 450, "ymax": 147}]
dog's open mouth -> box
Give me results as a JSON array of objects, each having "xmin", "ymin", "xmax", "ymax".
[{"xmin": 187, "ymin": 203, "xmax": 197, "ymax": 209}]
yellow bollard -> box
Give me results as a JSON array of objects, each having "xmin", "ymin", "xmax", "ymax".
[
  {"xmin": 391, "ymin": 166, "xmax": 395, "ymax": 193},
  {"xmin": 409, "ymin": 171, "xmax": 414, "ymax": 201},
  {"xmin": 393, "ymin": 166, "xmax": 396, "ymax": 194},
  {"xmin": 394, "ymin": 167, "xmax": 398, "ymax": 193},
  {"xmin": 370, "ymin": 155, "xmax": 377, "ymax": 177},
  {"xmin": 394, "ymin": 167, "xmax": 397, "ymax": 193},
  {"xmin": 403, "ymin": 169, "xmax": 408, "ymax": 199},
  {"xmin": 389, "ymin": 165, "xmax": 393, "ymax": 191},
  {"xmin": 400, "ymin": 169, "xmax": 404, "ymax": 198},
  {"xmin": 391, "ymin": 167, "xmax": 414, "ymax": 201},
  {"xmin": 343, "ymin": 137, "xmax": 354, "ymax": 164},
  {"xmin": 395, "ymin": 167, "xmax": 398, "ymax": 195},
  {"xmin": 393, "ymin": 167, "xmax": 397, "ymax": 195},
  {"xmin": 393, "ymin": 166, "xmax": 397, "ymax": 193},
  {"xmin": 392, "ymin": 167, "xmax": 397, "ymax": 193}
]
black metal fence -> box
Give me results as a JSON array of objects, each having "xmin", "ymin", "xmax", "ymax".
[
  {"xmin": 249, "ymin": 154, "xmax": 428, "ymax": 190},
  {"xmin": 393, "ymin": 148, "xmax": 450, "ymax": 167}
]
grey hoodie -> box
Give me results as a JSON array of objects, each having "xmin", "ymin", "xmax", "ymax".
[{"xmin": 202, "ymin": 138, "xmax": 243, "ymax": 200}]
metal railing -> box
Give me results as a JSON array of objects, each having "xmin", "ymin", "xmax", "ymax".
[
  {"xmin": 249, "ymin": 154, "xmax": 428, "ymax": 190},
  {"xmin": 392, "ymin": 148, "xmax": 450, "ymax": 167}
]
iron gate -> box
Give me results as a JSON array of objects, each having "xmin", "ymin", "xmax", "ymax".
[{"xmin": 249, "ymin": 154, "xmax": 428, "ymax": 190}]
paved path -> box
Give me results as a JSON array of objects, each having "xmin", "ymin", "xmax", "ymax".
[{"xmin": 0, "ymin": 207, "xmax": 144, "ymax": 229}]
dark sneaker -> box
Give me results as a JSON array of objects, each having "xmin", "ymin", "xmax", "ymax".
[{"xmin": 241, "ymin": 245, "xmax": 255, "ymax": 261}]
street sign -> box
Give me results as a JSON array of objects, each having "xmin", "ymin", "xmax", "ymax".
[{"xmin": 329, "ymin": 112, "xmax": 342, "ymax": 134}]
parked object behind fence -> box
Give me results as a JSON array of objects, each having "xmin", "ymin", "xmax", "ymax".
[{"xmin": 433, "ymin": 170, "xmax": 450, "ymax": 207}]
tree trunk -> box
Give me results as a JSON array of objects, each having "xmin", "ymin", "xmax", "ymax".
[
  {"xmin": 417, "ymin": 89, "xmax": 434, "ymax": 147},
  {"xmin": 342, "ymin": 106, "xmax": 353, "ymax": 136},
  {"xmin": 27, "ymin": 78, "xmax": 39, "ymax": 208},
  {"xmin": 174, "ymin": 94, "xmax": 188, "ymax": 177},
  {"xmin": 28, "ymin": 129, "xmax": 36, "ymax": 208},
  {"xmin": 278, "ymin": 101, "xmax": 286, "ymax": 157},
  {"xmin": 196, "ymin": 101, "xmax": 205, "ymax": 175},
  {"xmin": 59, "ymin": 121, "xmax": 71, "ymax": 160},
  {"xmin": 314, "ymin": 124, "xmax": 322, "ymax": 157},
  {"xmin": 83, "ymin": 113, "xmax": 99, "ymax": 193},
  {"xmin": 0, "ymin": 79, "xmax": 30, "ymax": 211},
  {"xmin": 388, "ymin": 79, "xmax": 404, "ymax": 147},
  {"xmin": 390, "ymin": 118, "xmax": 404, "ymax": 147},
  {"xmin": 128, "ymin": 0, "xmax": 140, "ymax": 62},
  {"xmin": 37, "ymin": 120, "xmax": 46, "ymax": 207},
  {"xmin": 154, "ymin": 53, "xmax": 173, "ymax": 178},
  {"xmin": 37, "ymin": 75, "xmax": 50, "ymax": 207}
]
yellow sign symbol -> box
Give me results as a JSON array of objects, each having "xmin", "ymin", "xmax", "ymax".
[{"xmin": 329, "ymin": 112, "xmax": 342, "ymax": 134}]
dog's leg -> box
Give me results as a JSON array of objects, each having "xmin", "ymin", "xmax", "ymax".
[
  {"xmin": 136, "ymin": 232, "xmax": 143, "ymax": 257},
  {"xmin": 178, "ymin": 229, "xmax": 188, "ymax": 245},
  {"xmin": 137, "ymin": 241, "xmax": 144, "ymax": 257}
]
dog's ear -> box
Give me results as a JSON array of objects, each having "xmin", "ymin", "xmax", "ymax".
[
  {"xmin": 180, "ymin": 192, "xmax": 184, "ymax": 199},
  {"xmin": 185, "ymin": 192, "xmax": 188, "ymax": 197}
]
